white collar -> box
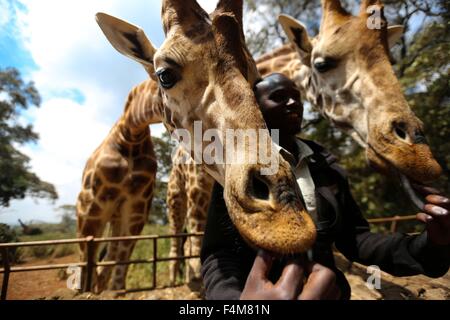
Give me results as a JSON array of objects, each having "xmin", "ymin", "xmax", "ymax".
[{"xmin": 273, "ymin": 135, "xmax": 314, "ymax": 168}]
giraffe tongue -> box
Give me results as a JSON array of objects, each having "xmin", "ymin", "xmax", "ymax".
[{"xmin": 399, "ymin": 173, "xmax": 425, "ymax": 211}]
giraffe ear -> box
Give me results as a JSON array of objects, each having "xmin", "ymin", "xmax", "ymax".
[
  {"xmin": 96, "ymin": 12, "xmax": 157, "ymax": 76},
  {"xmin": 278, "ymin": 14, "xmax": 313, "ymax": 66},
  {"xmin": 387, "ymin": 25, "xmax": 404, "ymax": 49}
]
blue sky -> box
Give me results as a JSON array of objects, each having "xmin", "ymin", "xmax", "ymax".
[{"xmin": 0, "ymin": 0, "xmax": 216, "ymax": 225}]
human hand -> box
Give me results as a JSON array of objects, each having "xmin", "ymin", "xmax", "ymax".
[
  {"xmin": 240, "ymin": 250, "xmax": 340, "ymax": 300},
  {"xmin": 413, "ymin": 184, "xmax": 450, "ymax": 246}
]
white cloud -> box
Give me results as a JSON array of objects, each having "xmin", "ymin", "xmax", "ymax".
[
  {"xmin": 0, "ymin": 0, "xmax": 225, "ymax": 225},
  {"xmin": 0, "ymin": 0, "xmax": 11, "ymax": 27}
]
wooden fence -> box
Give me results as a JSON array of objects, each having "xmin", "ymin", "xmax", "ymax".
[{"xmin": 0, "ymin": 215, "xmax": 419, "ymax": 300}]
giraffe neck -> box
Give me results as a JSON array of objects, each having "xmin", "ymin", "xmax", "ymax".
[{"xmin": 121, "ymin": 79, "xmax": 164, "ymax": 138}]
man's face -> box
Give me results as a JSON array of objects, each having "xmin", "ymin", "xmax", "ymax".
[{"xmin": 254, "ymin": 73, "xmax": 303, "ymax": 135}]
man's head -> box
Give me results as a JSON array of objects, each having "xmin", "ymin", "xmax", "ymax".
[{"xmin": 255, "ymin": 73, "xmax": 303, "ymax": 136}]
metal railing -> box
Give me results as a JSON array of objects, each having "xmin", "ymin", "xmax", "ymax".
[
  {"xmin": 0, "ymin": 215, "xmax": 420, "ymax": 300},
  {"xmin": 367, "ymin": 215, "xmax": 418, "ymax": 233},
  {"xmin": 0, "ymin": 232, "xmax": 203, "ymax": 300}
]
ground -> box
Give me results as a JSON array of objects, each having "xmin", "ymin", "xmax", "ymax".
[{"xmin": 2, "ymin": 252, "xmax": 449, "ymax": 300}]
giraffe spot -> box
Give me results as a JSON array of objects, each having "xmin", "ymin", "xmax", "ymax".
[
  {"xmin": 92, "ymin": 174, "xmax": 103, "ymax": 194},
  {"xmin": 130, "ymin": 144, "xmax": 141, "ymax": 158},
  {"xmin": 140, "ymin": 139, "xmax": 155, "ymax": 156},
  {"xmin": 198, "ymin": 197, "xmax": 205, "ymax": 208},
  {"xmin": 83, "ymin": 173, "xmax": 92, "ymax": 189},
  {"xmin": 125, "ymin": 174, "xmax": 151, "ymax": 195},
  {"xmin": 118, "ymin": 251, "xmax": 128, "ymax": 261},
  {"xmin": 101, "ymin": 164, "xmax": 128, "ymax": 184},
  {"xmin": 116, "ymin": 143, "xmax": 130, "ymax": 158},
  {"xmin": 134, "ymin": 157, "xmax": 157, "ymax": 173},
  {"xmin": 99, "ymin": 187, "xmax": 121, "ymax": 202},
  {"xmin": 132, "ymin": 201, "xmax": 146, "ymax": 214},
  {"xmin": 87, "ymin": 202, "xmax": 102, "ymax": 217},
  {"xmin": 81, "ymin": 219, "xmax": 101, "ymax": 237},
  {"xmin": 130, "ymin": 223, "xmax": 143, "ymax": 235}
]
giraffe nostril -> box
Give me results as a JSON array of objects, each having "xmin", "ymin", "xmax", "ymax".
[
  {"xmin": 393, "ymin": 122, "xmax": 408, "ymax": 141},
  {"xmin": 249, "ymin": 173, "xmax": 270, "ymax": 201},
  {"xmin": 395, "ymin": 127, "xmax": 407, "ymax": 140}
]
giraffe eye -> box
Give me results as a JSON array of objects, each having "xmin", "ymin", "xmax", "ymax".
[
  {"xmin": 314, "ymin": 57, "xmax": 338, "ymax": 73},
  {"xmin": 156, "ymin": 68, "xmax": 179, "ymax": 89}
]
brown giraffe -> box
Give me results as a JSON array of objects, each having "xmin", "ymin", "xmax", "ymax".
[
  {"xmin": 166, "ymin": 0, "xmax": 443, "ymax": 283},
  {"xmin": 76, "ymin": 80, "xmax": 162, "ymax": 292},
  {"xmin": 167, "ymin": 146, "xmax": 213, "ymax": 285},
  {"xmin": 78, "ymin": 0, "xmax": 316, "ymax": 292}
]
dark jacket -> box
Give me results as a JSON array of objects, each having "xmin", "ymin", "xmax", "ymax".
[{"xmin": 200, "ymin": 140, "xmax": 450, "ymax": 300}]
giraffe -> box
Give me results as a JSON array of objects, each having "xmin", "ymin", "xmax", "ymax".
[
  {"xmin": 166, "ymin": 0, "xmax": 443, "ymax": 284},
  {"xmin": 76, "ymin": 80, "xmax": 162, "ymax": 292},
  {"xmin": 167, "ymin": 146, "xmax": 213, "ymax": 285},
  {"xmin": 77, "ymin": 0, "xmax": 316, "ymax": 293}
]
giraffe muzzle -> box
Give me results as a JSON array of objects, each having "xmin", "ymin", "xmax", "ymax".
[{"xmin": 223, "ymin": 162, "xmax": 317, "ymax": 255}]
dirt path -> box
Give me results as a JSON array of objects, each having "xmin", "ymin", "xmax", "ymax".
[{"xmin": 1, "ymin": 254, "xmax": 79, "ymax": 300}]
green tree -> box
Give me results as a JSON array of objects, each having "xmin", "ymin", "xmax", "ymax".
[
  {"xmin": 56, "ymin": 204, "xmax": 77, "ymax": 232},
  {"xmin": 149, "ymin": 131, "xmax": 176, "ymax": 224},
  {"xmin": 0, "ymin": 68, "xmax": 58, "ymax": 208}
]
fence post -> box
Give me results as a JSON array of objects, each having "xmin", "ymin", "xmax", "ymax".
[
  {"xmin": 390, "ymin": 216, "xmax": 399, "ymax": 233},
  {"xmin": 152, "ymin": 238, "xmax": 157, "ymax": 289},
  {"xmin": 1, "ymin": 248, "xmax": 10, "ymax": 300},
  {"xmin": 84, "ymin": 236, "xmax": 95, "ymax": 292}
]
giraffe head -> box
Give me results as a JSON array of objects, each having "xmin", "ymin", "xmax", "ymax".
[
  {"xmin": 96, "ymin": 0, "xmax": 316, "ymax": 255},
  {"xmin": 279, "ymin": 0, "xmax": 442, "ymax": 193}
]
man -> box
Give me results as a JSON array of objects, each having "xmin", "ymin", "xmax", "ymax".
[{"xmin": 200, "ymin": 73, "xmax": 450, "ymax": 300}]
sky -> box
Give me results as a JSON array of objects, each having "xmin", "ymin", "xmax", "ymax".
[{"xmin": 0, "ymin": 0, "xmax": 217, "ymax": 225}]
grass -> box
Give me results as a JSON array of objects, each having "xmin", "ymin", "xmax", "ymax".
[{"xmin": 126, "ymin": 224, "xmax": 188, "ymax": 289}]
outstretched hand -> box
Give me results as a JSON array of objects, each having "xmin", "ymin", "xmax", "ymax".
[
  {"xmin": 413, "ymin": 184, "xmax": 450, "ymax": 246},
  {"xmin": 240, "ymin": 250, "xmax": 340, "ymax": 300}
]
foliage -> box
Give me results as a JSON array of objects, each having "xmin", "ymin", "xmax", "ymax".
[
  {"xmin": 56, "ymin": 204, "xmax": 77, "ymax": 233},
  {"xmin": 149, "ymin": 131, "xmax": 176, "ymax": 224},
  {"xmin": 244, "ymin": 0, "xmax": 450, "ymax": 219},
  {"xmin": 0, "ymin": 223, "xmax": 19, "ymax": 263},
  {"xmin": 0, "ymin": 68, "xmax": 58, "ymax": 208}
]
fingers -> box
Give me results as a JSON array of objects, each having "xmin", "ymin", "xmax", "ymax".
[
  {"xmin": 412, "ymin": 183, "xmax": 442, "ymax": 196},
  {"xmin": 423, "ymin": 204, "xmax": 449, "ymax": 219},
  {"xmin": 298, "ymin": 263, "xmax": 337, "ymax": 300},
  {"xmin": 416, "ymin": 212, "xmax": 433, "ymax": 224},
  {"xmin": 275, "ymin": 259, "xmax": 305, "ymax": 299},
  {"xmin": 248, "ymin": 250, "xmax": 274, "ymax": 281},
  {"xmin": 425, "ymin": 195, "xmax": 450, "ymax": 210}
]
